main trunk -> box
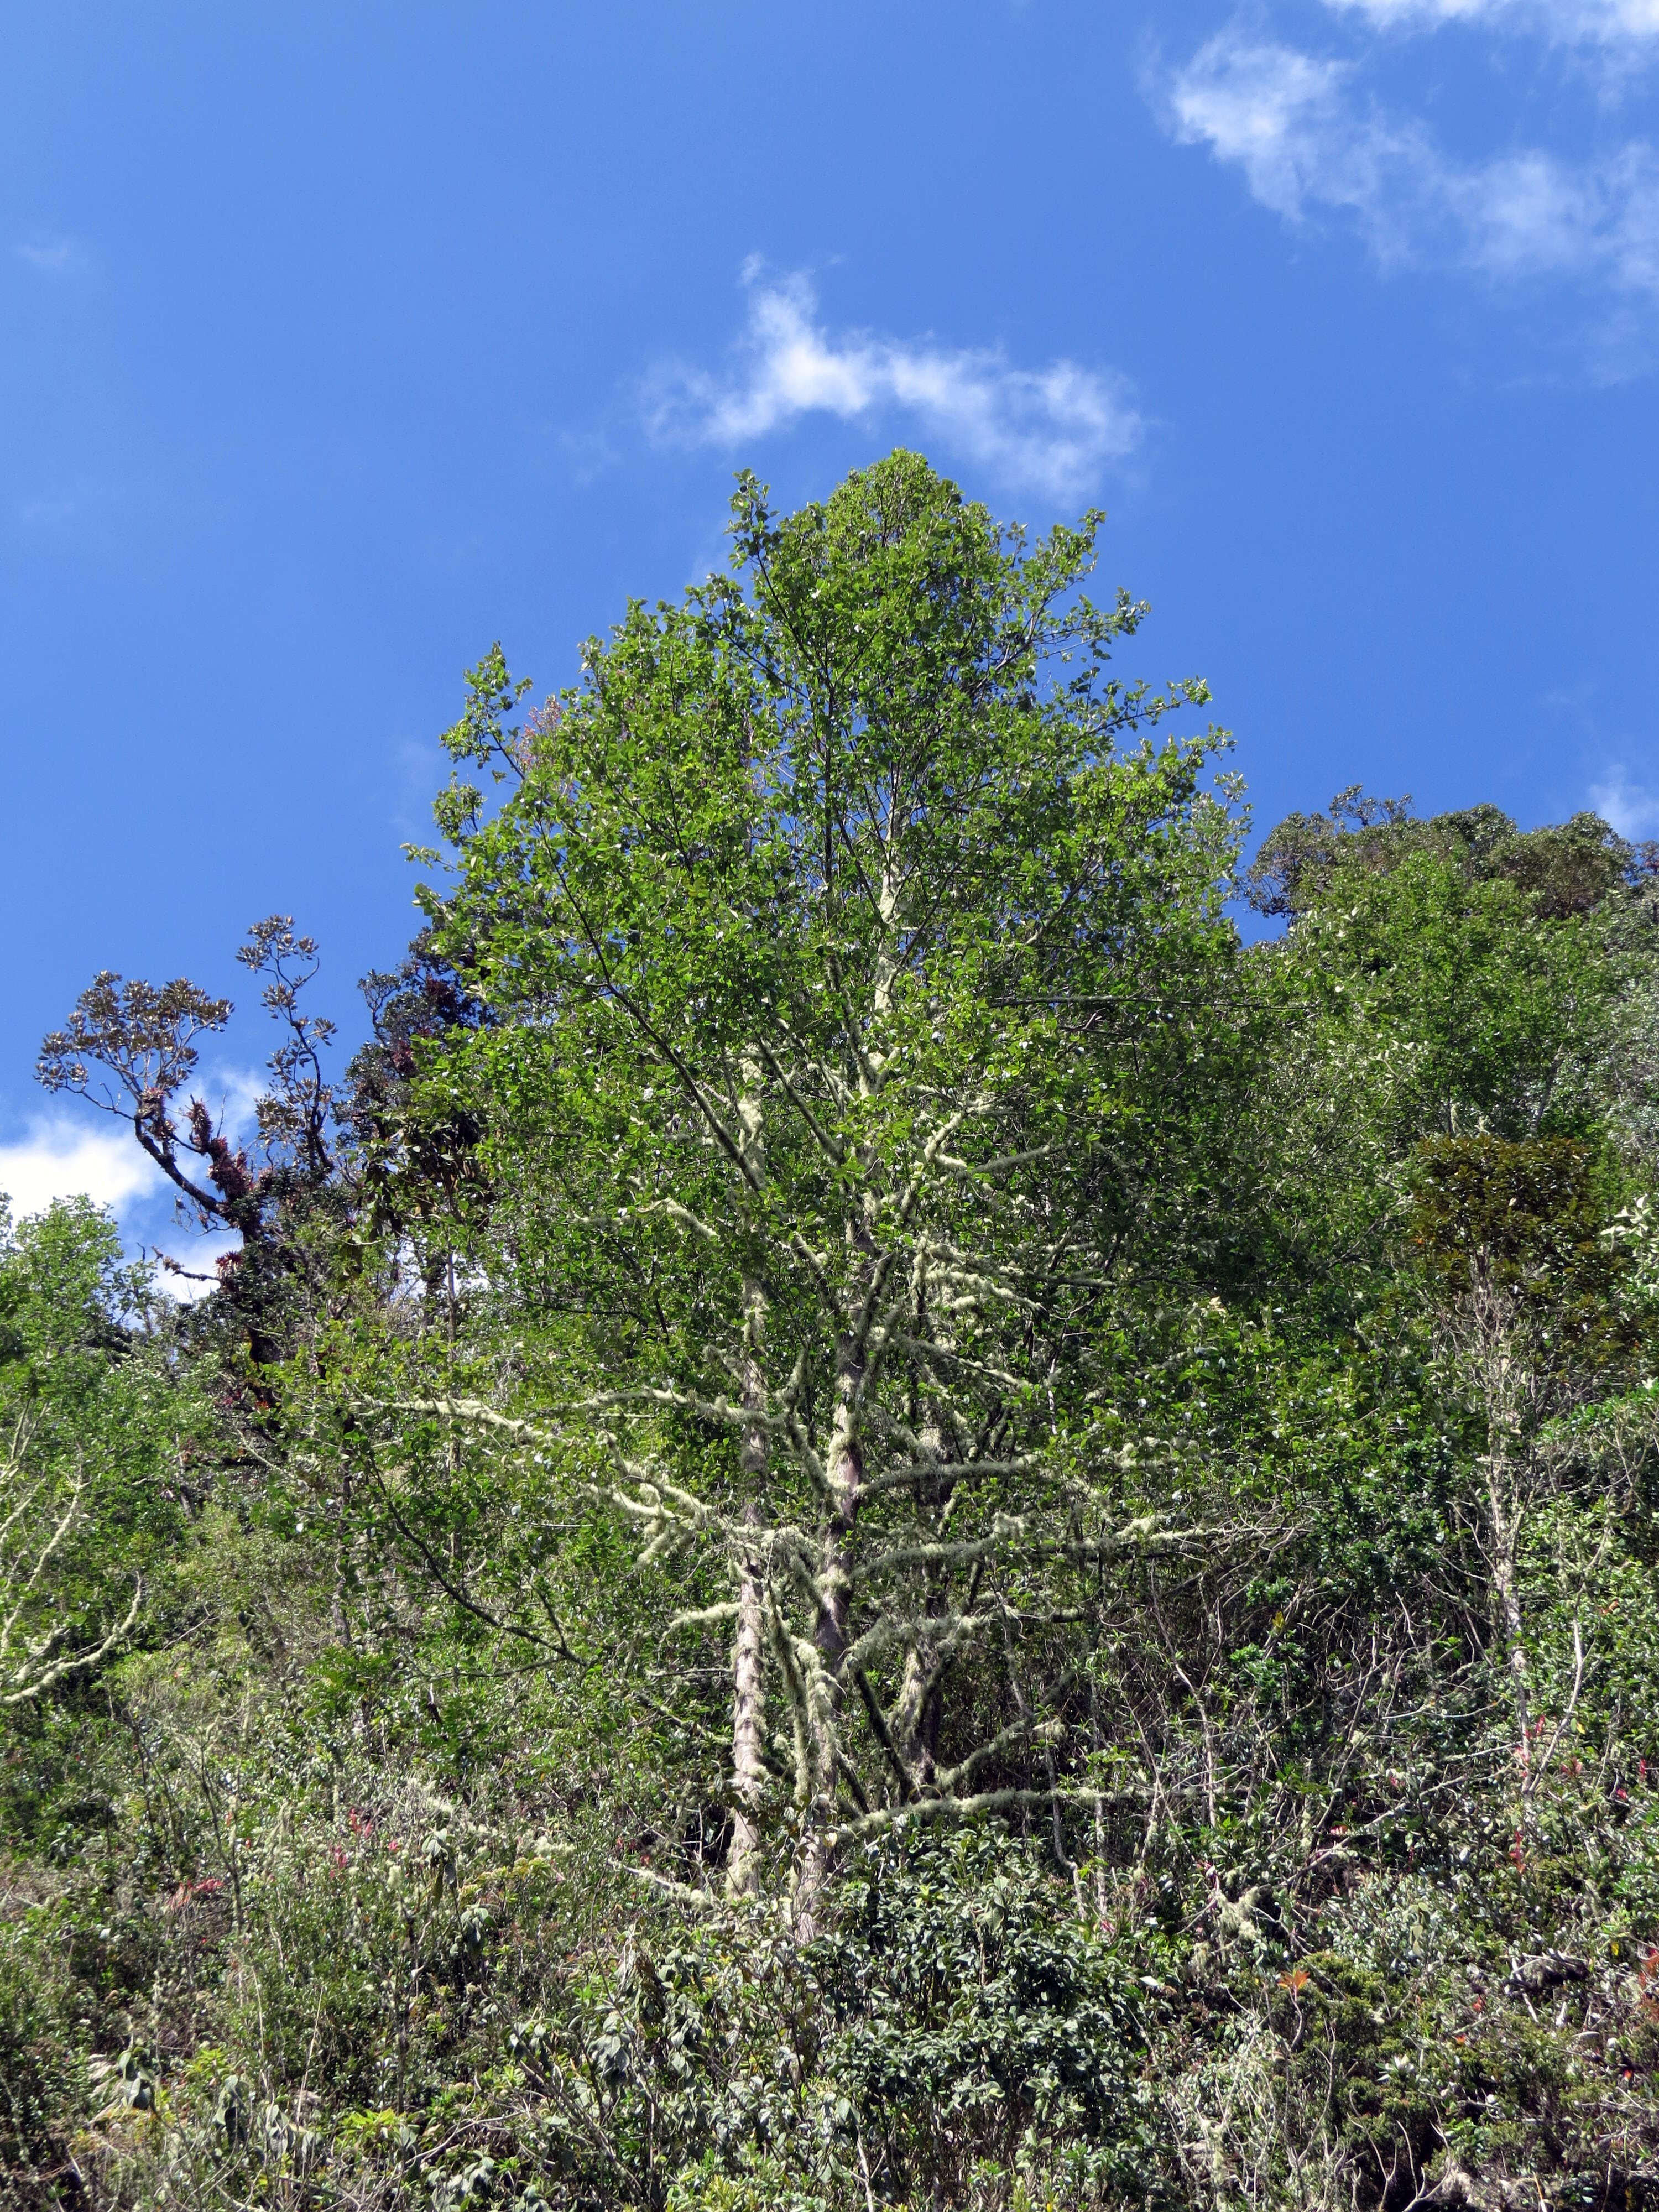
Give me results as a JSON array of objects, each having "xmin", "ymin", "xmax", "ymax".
[{"xmin": 794, "ymin": 1321, "xmax": 864, "ymax": 1936}]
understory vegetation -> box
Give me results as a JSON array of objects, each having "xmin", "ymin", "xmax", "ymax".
[{"xmin": 4, "ymin": 452, "xmax": 1659, "ymax": 2210}]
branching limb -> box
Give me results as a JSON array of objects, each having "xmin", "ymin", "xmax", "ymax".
[
  {"xmin": 368, "ymin": 1471, "xmax": 572, "ymax": 1658},
  {"xmin": 754, "ymin": 1041, "xmax": 846, "ymax": 1164},
  {"xmin": 2, "ymin": 1575, "xmax": 142, "ymax": 1707},
  {"xmin": 852, "ymin": 1667, "xmax": 914, "ymax": 1802}
]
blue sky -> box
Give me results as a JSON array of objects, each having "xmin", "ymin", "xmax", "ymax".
[{"xmin": 4, "ymin": 0, "xmax": 1656, "ymax": 1269}]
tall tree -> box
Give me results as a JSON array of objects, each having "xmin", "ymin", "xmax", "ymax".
[
  {"xmin": 36, "ymin": 919, "xmax": 342, "ymax": 1359},
  {"xmin": 396, "ymin": 453, "xmax": 1244, "ymax": 1919}
]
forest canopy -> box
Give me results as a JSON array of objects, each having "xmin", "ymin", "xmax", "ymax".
[{"xmin": 5, "ymin": 452, "xmax": 1659, "ymax": 2212}]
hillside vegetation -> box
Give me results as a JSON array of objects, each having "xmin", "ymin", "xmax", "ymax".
[{"xmin": 5, "ymin": 453, "xmax": 1659, "ymax": 2211}]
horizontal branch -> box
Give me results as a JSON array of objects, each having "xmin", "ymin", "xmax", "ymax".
[
  {"xmin": 858, "ymin": 1515, "xmax": 1222, "ymax": 1585},
  {"xmin": 935, "ymin": 1143, "xmax": 1067, "ymax": 1180},
  {"xmin": 841, "ymin": 1609, "xmax": 993, "ymax": 1679},
  {"xmin": 663, "ymin": 1600, "xmax": 741, "ymax": 1638},
  {"xmin": 830, "ymin": 1783, "xmax": 1145, "ymax": 1847},
  {"xmin": 389, "ymin": 1396, "xmax": 557, "ymax": 1446},
  {"xmin": 860, "ymin": 1455, "xmax": 1037, "ymax": 1497},
  {"xmin": 629, "ymin": 1865, "xmax": 716, "ymax": 1908}
]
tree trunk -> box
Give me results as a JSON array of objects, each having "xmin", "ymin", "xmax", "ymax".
[
  {"xmin": 728, "ymin": 1078, "xmax": 771, "ymax": 1898},
  {"xmin": 727, "ymin": 1289, "xmax": 768, "ymax": 1897},
  {"xmin": 795, "ymin": 1320, "xmax": 864, "ymax": 1936},
  {"xmin": 1485, "ymin": 1448, "xmax": 1534, "ymax": 1808}
]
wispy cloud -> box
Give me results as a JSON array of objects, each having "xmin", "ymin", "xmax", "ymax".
[
  {"xmin": 645, "ymin": 267, "xmax": 1141, "ymax": 504},
  {"xmin": 1164, "ymin": 32, "xmax": 1659, "ymax": 293},
  {"xmin": 15, "ymin": 480, "xmax": 113, "ymax": 536},
  {"xmin": 1321, "ymin": 0, "xmax": 1659, "ymax": 45},
  {"xmin": 1589, "ymin": 764, "xmax": 1659, "ymax": 834},
  {"xmin": 0, "ymin": 1117, "xmax": 163, "ymax": 1221},
  {"xmin": 15, "ymin": 234, "xmax": 87, "ymax": 276}
]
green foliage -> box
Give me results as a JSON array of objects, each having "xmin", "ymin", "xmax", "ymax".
[
  {"xmin": 0, "ymin": 1893, "xmax": 84, "ymax": 2203},
  {"xmin": 6, "ymin": 455, "xmax": 1659, "ymax": 2209},
  {"xmin": 824, "ymin": 1832, "xmax": 1151, "ymax": 2202},
  {"xmin": 0, "ymin": 1203, "xmax": 204, "ymax": 1811}
]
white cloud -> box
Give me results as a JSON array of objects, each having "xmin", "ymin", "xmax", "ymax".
[
  {"xmin": 1590, "ymin": 765, "xmax": 1659, "ymax": 834},
  {"xmin": 15, "ymin": 234, "xmax": 86, "ymax": 275},
  {"xmin": 646, "ymin": 269, "xmax": 1141, "ymax": 503},
  {"xmin": 0, "ymin": 1117, "xmax": 163, "ymax": 1221},
  {"xmin": 1321, "ymin": 0, "xmax": 1659, "ymax": 44},
  {"xmin": 1165, "ymin": 39, "xmax": 1394, "ymax": 226},
  {"xmin": 0, "ymin": 1072, "xmax": 264, "ymax": 1299},
  {"xmin": 1165, "ymin": 32, "xmax": 1659, "ymax": 293}
]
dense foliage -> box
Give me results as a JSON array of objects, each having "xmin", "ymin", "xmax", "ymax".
[{"xmin": 4, "ymin": 454, "xmax": 1658, "ymax": 2211}]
